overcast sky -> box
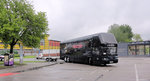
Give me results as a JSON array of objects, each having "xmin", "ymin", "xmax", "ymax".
[{"xmin": 31, "ymin": 0, "xmax": 150, "ymax": 41}]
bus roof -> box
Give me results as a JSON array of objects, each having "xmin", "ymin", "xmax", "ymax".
[{"xmin": 61, "ymin": 33, "xmax": 117, "ymax": 44}]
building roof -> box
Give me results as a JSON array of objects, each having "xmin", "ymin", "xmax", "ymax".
[
  {"xmin": 49, "ymin": 40, "xmax": 60, "ymax": 42},
  {"xmin": 128, "ymin": 41, "xmax": 150, "ymax": 45}
]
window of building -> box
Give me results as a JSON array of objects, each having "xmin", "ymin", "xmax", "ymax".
[
  {"xmin": 128, "ymin": 45, "xmax": 136, "ymax": 55},
  {"xmin": 40, "ymin": 39, "xmax": 45, "ymax": 46},
  {"xmin": 145, "ymin": 45, "xmax": 150, "ymax": 55},
  {"xmin": 136, "ymin": 45, "xmax": 144, "ymax": 55}
]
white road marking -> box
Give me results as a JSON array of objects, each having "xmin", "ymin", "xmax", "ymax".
[{"xmin": 135, "ymin": 64, "xmax": 139, "ymax": 81}]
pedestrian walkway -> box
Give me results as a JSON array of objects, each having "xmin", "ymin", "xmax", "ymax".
[{"xmin": 0, "ymin": 60, "xmax": 65, "ymax": 74}]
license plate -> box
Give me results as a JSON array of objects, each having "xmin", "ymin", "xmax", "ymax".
[{"xmin": 110, "ymin": 61, "xmax": 113, "ymax": 64}]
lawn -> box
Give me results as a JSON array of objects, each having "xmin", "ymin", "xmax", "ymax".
[
  {"xmin": 0, "ymin": 55, "xmax": 45, "ymax": 70},
  {"xmin": 0, "ymin": 60, "xmax": 46, "ymax": 70},
  {"xmin": 0, "ymin": 61, "xmax": 25, "ymax": 70},
  {"xmin": 14, "ymin": 60, "xmax": 46, "ymax": 63},
  {"xmin": 23, "ymin": 61, "xmax": 46, "ymax": 63},
  {"xmin": 14, "ymin": 55, "xmax": 36, "ymax": 59}
]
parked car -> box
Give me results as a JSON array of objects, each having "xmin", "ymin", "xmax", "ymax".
[{"xmin": 0, "ymin": 54, "xmax": 4, "ymax": 61}]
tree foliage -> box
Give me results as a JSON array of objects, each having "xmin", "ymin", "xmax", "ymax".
[
  {"xmin": 108, "ymin": 24, "xmax": 133, "ymax": 42},
  {"xmin": 132, "ymin": 34, "xmax": 143, "ymax": 42},
  {"xmin": 0, "ymin": 0, "xmax": 48, "ymax": 53}
]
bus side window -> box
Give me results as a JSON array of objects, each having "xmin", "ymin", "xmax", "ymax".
[
  {"xmin": 92, "ymin": 37, "xmax": 100, "ymax": 47},
  {"xmin": 88, "ymin": 40, "xmax": 92, "ymax": 48}
]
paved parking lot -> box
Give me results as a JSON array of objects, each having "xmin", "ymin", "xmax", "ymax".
[{"xmin": 0, "ymin": 57, "xmax": 150, "ymax": 81}]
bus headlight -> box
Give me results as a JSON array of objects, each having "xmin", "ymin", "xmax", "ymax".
[{"xmin": 115, "ymin": 56, "xmax": 118, "ymax": 59}]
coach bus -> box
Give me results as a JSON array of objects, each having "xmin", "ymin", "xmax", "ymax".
[{"xmin": 60, "ymin": 33, "xmax": 118, "ymax": 65}]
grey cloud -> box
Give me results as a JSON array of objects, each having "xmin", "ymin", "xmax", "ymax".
[{"xmin": 32, "ymin": 0, "xmax": 150, "ymax": 41}]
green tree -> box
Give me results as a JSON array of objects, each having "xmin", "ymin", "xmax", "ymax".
[
  {"xmin": 108, "ymin": 24, "xmax": 133, "ymax": 42},
  {"xmin": 0, "ymin": 0, "xmax": 48, "ymax": 54},
  {"xmin": 132, "ymin": 34, "xmax": 143, "ymax": 42}
]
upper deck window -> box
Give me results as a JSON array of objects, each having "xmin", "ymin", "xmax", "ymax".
[{"xmin": 99, "ymin": 33, "xmax": 117, "ymax": 44}]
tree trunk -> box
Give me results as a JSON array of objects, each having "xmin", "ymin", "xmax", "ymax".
[{"xmin": 10, "ymin": 44, "xmax": 14, "ymax": 54}]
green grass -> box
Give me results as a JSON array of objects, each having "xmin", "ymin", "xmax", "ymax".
[
  {"xmin": 23, "ymin": 61, "xmax": 46, "ymax": 63},
  {"xmin": 0, "ymin": 61, "xmax": 26, "ymax": 65},
  {"xmin": 14, "ymin": 55, "xmax": 36, "ymax": 59},
  {"xmin": 0, "ymin": 61, "xmax": 26, "ymax": 70},
  {"xmin": 14, "ymin": 60, "xmax": 46, "ymax": 63},
  {"xmin": 0, "ymin": 58, "xmax": 46, "ymax": 69},
  {"xmin": 13, "ymin": 61, "xmax": 26, "ymax": 65},
  {"xmin": 0, "ymin": 66, "xmax": 12, "ymax": 69},
  {"xmin": 0, "ymin": 60, "xmax": 46, "ymax": 70},
  {"xmin": 0, "ymin": 61, "xmax": 3, "ymax": 65}
]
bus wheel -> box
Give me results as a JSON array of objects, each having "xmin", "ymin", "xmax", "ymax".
[
  {"xmin": 67, "ymin": 57, "xmax": 70, "ymax": 63},
  {"xmin": 88, "ymin": 58, "xmax": 92, "ymax": 65},
  {"xmin": 64, "ymin": 57, "xmax": 67, "ymax": 62},
  {"xmin": 103, "ymin": 63, "xmax": 107, "ymax": 66}
]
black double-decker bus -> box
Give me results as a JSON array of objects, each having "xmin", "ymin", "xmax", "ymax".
[{"xmin": 60, "ymin": 33, "xmax": 118, "ymax": 65}]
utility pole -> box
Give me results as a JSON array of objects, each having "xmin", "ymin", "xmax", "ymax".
[{"xmin": 20, "ymin": 44, "xmax": 23, "ymax": 64}]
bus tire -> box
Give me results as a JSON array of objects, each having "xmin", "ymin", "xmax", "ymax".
[
  {"xmin": 101, "ymin": 63, "xmax": 107, "ymax": 66},
  {"xmin": 104, "ymin": 63, "xmax": 107, "ymax": 66},
  {"xmin": 64, "ymin": 57, "xmax": 67, "ymax": 62},
  {"xmin": 67, "ymin": 57, "xmax": 70, "ymax": 63},
  {"xmin": 88, "ymin": 58, "xmax": 93, "ymax": 65}
]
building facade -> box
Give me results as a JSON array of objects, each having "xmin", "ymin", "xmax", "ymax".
[
  {"xmin": 0, "ymin": 35, "xmax": 60, "ymax": 56},
  {"xmin": 118, "ymin": 41, "xmax": 150, "ymax": 56}
]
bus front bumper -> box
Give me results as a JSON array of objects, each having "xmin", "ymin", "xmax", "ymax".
[{"xmin": 102, "ymin": 58, "xmax": 118, "ymax": 64}]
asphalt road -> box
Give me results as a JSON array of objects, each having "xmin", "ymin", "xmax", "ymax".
[{"xmin": 1, "ymin": 57, "xmax": 150, "ymax": 81}]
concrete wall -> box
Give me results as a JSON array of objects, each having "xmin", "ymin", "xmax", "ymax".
[{"xmin": 117, "ymin": 43, "xmax": 128, "ymax": 56}]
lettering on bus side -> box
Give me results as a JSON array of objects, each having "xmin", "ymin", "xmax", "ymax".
[{"xmin": 72, "ymin": 44, "xmax": 83, "ymax": 48}]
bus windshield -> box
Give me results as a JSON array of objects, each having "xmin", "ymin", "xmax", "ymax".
[
  {"xmin": 102, "ymin": 46, "xmax": 117, "ymax": 55},
  {"xmin": 107, "ymin": 47, "xmax": 117, "ymax": 54},
  {"xmin": 99, "ymin": 33, "xmax": 117, "ymax": 44}
]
